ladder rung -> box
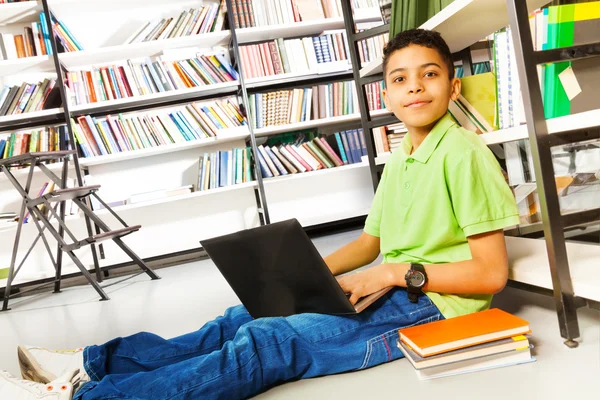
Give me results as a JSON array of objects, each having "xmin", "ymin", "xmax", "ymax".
[
  {"xmin": 353, "ymin": 24, "xmax": 389, "ymax": 42},
  {"xmin": 46, "ymin": 185, "xmax": 101, "ymax": 203},
  {"xmin": 0, "ymin": 151, "xmax": 75, "ymax": 168},
  {"xmin": 62, "ymin": 225, "xmax": 141, "ymax": 252}
]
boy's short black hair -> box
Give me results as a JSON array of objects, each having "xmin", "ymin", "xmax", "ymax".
[{"xmin": 382, "ymin": 29, "xmax": 454, "ymax": 80}]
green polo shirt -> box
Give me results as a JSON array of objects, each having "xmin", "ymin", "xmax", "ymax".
[{"xmin": 364, "ymin": 113, "xmax": 520, "ymax": 319}]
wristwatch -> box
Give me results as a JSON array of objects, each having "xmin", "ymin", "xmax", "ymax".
[{"xmin": 405, "ymin": 263, "xmax": 427, "ymax": 303}]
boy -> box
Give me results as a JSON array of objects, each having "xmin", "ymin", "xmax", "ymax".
[{"xmin": 0, "ymin": 29, "xmax": 519, "ymax": 399}]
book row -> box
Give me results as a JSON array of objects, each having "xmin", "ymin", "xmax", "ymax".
[
  {"xmin": 240, "ymin": 31, "xmax": 350, "ymax": 79},
  {"xmin": 0, "ymin": 78, "xmax": 57, "ymax": 117},
  {"xmin": 0, "ymin": 125, "xmax": 69, "ymax": 160},
  {"xmin": 231, "ymin": 0, "xmax": 345, "ymax": 29},
  {"xmin": 197, "ymin": 148, "xmax": 255, "ymax": 191},
  {"xmin": 248, "ymin": 80, "xmax": 359, "ymax": 128},
  {"xmin": 365, "ymin": 80, "xmax": 384, "ymax": 111},
  {"xmin": 126, "ymin": 2, "xmax": 227, "ymax": 44},
  {"xmin": 66, "ymin": 53, "xmax": 238, "ymax": 105},
  {"xmin": 256, "ymin": 128, "xmax": 367, "ymax": 178},
  {"xmin": 71, "ymin": 98, "xmax": 246, "ymax": 158},
  {"xmin": 0, "ymin": 12, "xmax": 81, "ymax": 60},
  {"xmin": 357, "ymin": 31, "xmax": 388, "ymax": 65}
]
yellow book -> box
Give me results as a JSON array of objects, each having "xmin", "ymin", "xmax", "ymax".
[{"xmin": 459, "ymin": 72, "xmax": 498, "ymax": 130}]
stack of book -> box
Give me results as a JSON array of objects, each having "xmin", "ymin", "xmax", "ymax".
[
  {"xmin": 0, "ymin": 13, "xmax": 80, "ymax": 60},
  {"xmin": 66, "ymin": 53, "xmax": 238, "ymax": 105},
  {"xmin": 1, "ymin": 126, "xmax": 69, "ymax": 159},
  {"xmin": 231, "ymin": 0, "xmax": 346, "ymax": 28},
  {"xmin": 372, "ymin": 121, "xmax": 406, "ymax": 156},
  {"xmin": 240, "ymin": 31, "xmax": 350, "ymax": 79},
  {"xmin": 255, "ymin": 129, "xmax": 366, "ymax": 178},
  {"xmin": 0, "ymin": 79, "xmax": 57, "ymax": 117},
  {"xmin": 397, "ymin": 308, "xmax": 535, "ymax": 380},
  {"xmin": 197, "ymin": 148, "xmax": 254, "ymax": 191},
  {"xmin": 71, "ymin": 97, "xmax": 246, "ymax": 158},
  {"xmin": 125, "ymin": 2, "xmax": 227, "ymax": 44},
  {"xmin": 249, "ymin": 80, "xmax": 358, "ymax": 128}
]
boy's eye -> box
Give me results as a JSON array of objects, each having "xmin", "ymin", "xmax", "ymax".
[
  {"xmin": 393, "ymin": 76, "xmax": 405, "ymax": 83},
  {"xmin": 424, "ymin": 71, "xmax": 437, "ymax": 78}
]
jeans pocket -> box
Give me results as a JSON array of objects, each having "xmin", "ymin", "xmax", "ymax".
[{"xmin": 358, "ymin": 314, "xmax": 442, "ymax": 370}]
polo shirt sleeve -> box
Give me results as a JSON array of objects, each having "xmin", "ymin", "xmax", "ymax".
[
  {"xmin": 364, "ymin": 162, "xmax": 389, "ymax": 238},
  {"xmin": 447, "ymin": 148, "xmax": 520, "ymax": 237}
]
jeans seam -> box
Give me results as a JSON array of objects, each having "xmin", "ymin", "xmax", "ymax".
[
  {"xmin": 84, "ymin": 347, "xmax": 102, "ymax": 382},
  {"xmin": 358, "ymin": 311, "xmax": 441, "ymax": 370}
]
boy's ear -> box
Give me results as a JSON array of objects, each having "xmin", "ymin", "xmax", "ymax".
[
  {"xmin": 382, "ymin": 88, "xmax": 391, "ymax": 110},
  {"xmin": 449, "ymin": 77, "xmax": 461, "ymax": 101}
]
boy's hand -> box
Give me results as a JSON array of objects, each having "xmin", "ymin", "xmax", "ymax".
[{"xmin": 336, "ymin": 264, "xmax": 396, "ymax": 305}]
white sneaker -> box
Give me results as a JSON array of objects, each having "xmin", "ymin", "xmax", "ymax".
[
  {"xmin": 18, "ymin": 346, "xmax": 89, "ymax": 385},
  {"xmin": 0, "ymin": 369, "xmax": 76, "ymax": 399}
]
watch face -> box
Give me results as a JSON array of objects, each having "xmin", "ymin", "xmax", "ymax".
[{"xmin": 409, "ymin": 271, "xmax": 425, "ymax": 287}]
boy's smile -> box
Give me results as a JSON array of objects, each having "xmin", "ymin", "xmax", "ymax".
[{"xmin": 382, "ymin": 45, "xmax": 461, "ymax": 146}]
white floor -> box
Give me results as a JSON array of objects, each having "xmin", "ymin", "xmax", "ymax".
[{"xmin": 0, "ymin": 229, "xmax": 598, "ymax": 400}]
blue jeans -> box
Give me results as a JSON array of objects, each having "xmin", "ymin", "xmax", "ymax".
[{"xmin": 74, "ymin": 288, "xmax": 442, "ymax": 399}]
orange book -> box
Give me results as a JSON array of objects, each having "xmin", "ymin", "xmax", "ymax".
[
  {"xmin": 173, "ymin": 63, "xmax": 194, "ymax": 88},
  {"xmin": 14, "ymin": 35, "xmax": 26, "ymax": 58},
  {"xmin": 398, "ymin": 308, "xmax": 531, "ymax": 357}
]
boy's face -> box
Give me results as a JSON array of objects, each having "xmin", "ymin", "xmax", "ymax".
[{"xmin": 382, "ymin": 44, "xmax": 460, "ymax": 133}]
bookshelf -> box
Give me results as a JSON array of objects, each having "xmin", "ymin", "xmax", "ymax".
[{"xmin": 0, "ymin": 0, "xmax": 385, "ymax": 291}]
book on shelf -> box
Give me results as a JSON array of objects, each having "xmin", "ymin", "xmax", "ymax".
[
  {"xmin": 249, "ymin": 80, "xmax": 358, "ymax": 128},
  {"xmin": 197, "ymin": 148, "xmax": 254, "ymax": 191},
  {"xmin": 397, "ymin": 308, "xmax": 535, "ymax": 380},
  {"xmin": 71, "ymin": 97, "xmax": 247, "ymax": 158},
  {"xmin": 356, "ymin": 25, "xmax": 388, "ymax": 65},
  {"xmin": 372, "ymin": 121, "xmax": 406, "ymax": 156},
  {"xmin": 365, "ymin": 80, "xmax": 384, "ymax": 111},
  {"xmin": 0, "ymin": 126, "xmax": 70, "ymax": 160},
  {"xmin": 65, "ymin": 52, "xmax": 238, "ymax": 106},
  {"xmin": 0, "ymin": 12, "xmax": 82, "ymax": 60},
  {"xmin": 254, "ymin": 128, "xmax": 366, "ymax": 178},
  {"xmin": 240, "ymin": 31, "xmax": 350, "ymax": 79},
  {"xmin": 231, "ymin": 0, "xmax": 345, "ymax": 29},
  {"xmin": 537, "ymin": 1, "xmax": 600, "ymax": 119},
  {"xmin": 0, "ymin": 78, "xmax": 57, "ymax": 117},
  {"xmin": 125, "ymin": 1, "xmax": 227, "ymax": 44}
]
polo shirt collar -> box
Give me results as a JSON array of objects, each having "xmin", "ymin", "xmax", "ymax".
[{"xmin": 401, "ymin": 113, "xmax": 456, "ymax": 163}]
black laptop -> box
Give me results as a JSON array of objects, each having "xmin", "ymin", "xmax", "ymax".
[{"xmin": 200, "ymin": 219, "xmax": 391, "ymax": 318}]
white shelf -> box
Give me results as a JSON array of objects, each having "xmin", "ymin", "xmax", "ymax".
[
  {"xmin": 236, "ymin": 8, "xmax": 382, "ymax": 44},
  {"xmin": 254, "ymin": 114, "xmax": 361, "ymax": 137},
  {"xmin": 479, "ymin": 109, "xmax": 600, "ymax": 145},
  {"xmin": 360, "ymin": 57, "xmax": 383, "ymax": 78},
  {"xmin": 375, "ymin": 152, "xmax": 390, "ymax": 165},
  {"xmin": 68, "ymin": 81, "xmax": 240, "ymax": 114},
  {"xmin": 58, "ymin": 31, "xmax": 231, "ymax": 69},
  {"xmin": 0, "ymin": 161, "xmax": 67, "ymax": 179},
  {"xmin": 0, "ymin": 1, "xmax": 40, "ymax": 26},
  {"xmin": 300, "ymin": 207, "xmax": 371, "ymax": 227},
  {"xmin": 422, "ymin": 0, "xmax": 549, "ymax": 53},
  {"xmin": 100, "ymin": 181, "xmax": 258, "ymax": 214},
  {"xmin": 0, "ymin": 181, "xmax": 259, "ymax": 234},
  {"xmin": 506, "ymin": 236, "xmax": 600, "ymax": 302},
  {"xmin": 263, "ymin": 161, "xmax": 369, "ymax": 185},
  {"xmin": 79, "ymin": 127, "xmax": 249, "ymax": 167},
  {"xmin": 0, "ymin": 55, "xmax": 54, "ymax": 76},
  {"xmin": 0, "ymin": 108, "xmax": 64, "ymax": 126},
  {"xmin": 245, "ymin": 62, "xmax": 352, "ymax": 87},
  {"xmin": 358, "ymin": 0, "xmax": 549, "ymax": 78}
]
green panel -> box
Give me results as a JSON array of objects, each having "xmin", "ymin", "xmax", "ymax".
[
  {"xmin": 0, "ymin": 268, "xmax": 8, "ymax": 280},
  {"xmin": 544, "ymin": 20, "xmax": 574, "ymax": 118},
  {"xmin": 390, "ymin": 0, "xmax": 455, "ymax": 36},
  {"xmin": 548, "ymin": 4, "xmax": 575, "ymax": 24}
]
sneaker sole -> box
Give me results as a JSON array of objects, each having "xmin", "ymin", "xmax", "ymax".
[{"xmin": 17, "ymin": 345, "xmax": 57, "ymax": 384}]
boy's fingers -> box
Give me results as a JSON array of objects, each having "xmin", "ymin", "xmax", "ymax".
[{"xmin": 348, "ymin": 293, "xmax": 360, "ymax": 305}]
